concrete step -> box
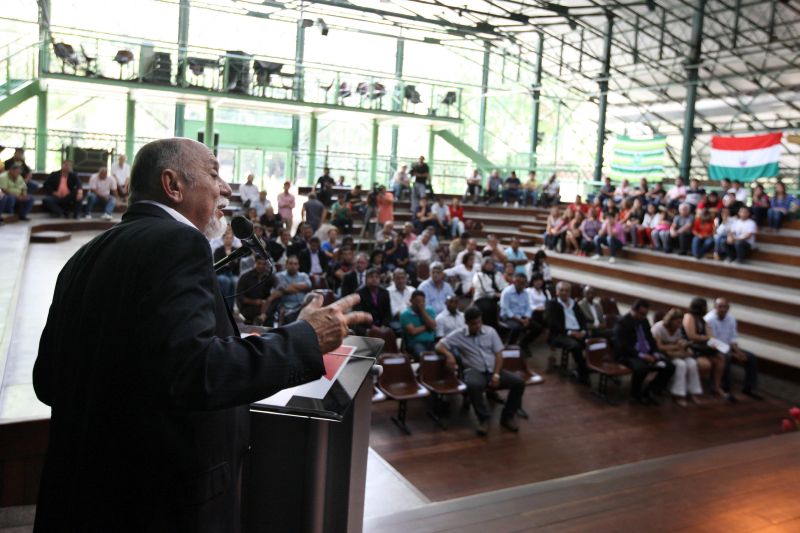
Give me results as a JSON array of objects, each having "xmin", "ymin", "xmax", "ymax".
[
  {"xmin": 30, "ymin": 231, "xmax": 71, "ymax": 243},
  {"xmin": 549, "ymin": 262, "xmax": 800, "ymax": 350}
]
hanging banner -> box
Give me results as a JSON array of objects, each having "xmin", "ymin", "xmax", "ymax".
[
  {"xmin": 609, "ymin": 135, "xmax": 667, "ymax": 180},
  {"xmin": 709, "ymin": 132, "xmax": 782, "ymax": 182}
]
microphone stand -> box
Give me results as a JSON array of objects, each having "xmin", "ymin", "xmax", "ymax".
[{"xmin": 213, "ymin": 246, "xmax": 250, "ymax": 272}]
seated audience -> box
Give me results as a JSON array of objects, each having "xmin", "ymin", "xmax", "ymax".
[
  {"xmin": 729, "ymin": 180, "xmax": 748, "ymax": 204},
  {"xmin": 682, "ymin": 297, "xmax": 727, "ymax": 399},
  {"xmin": 376, "ymin": 220, "xmax": 397, "ymax": 244},
  {"xmin": 697, "ymin": 190, "xmax": 722, "ymax": 216},
  {"xmin": 448, "ymin": 197, "xmax": 465, "ymax": 238},
  {"xmin": 525, "ymin": 273, "xmax": 550, "ymax": 341},
  {"xmin": 592, "ymin": 211, "xmax": 625, "ymax": 263},
  {"xmin": 568, "ymin": 194, "xmax": 590, "ymax": 215},
  {"xmin": 409, "ymin": 227, "xmax": 437, "ymax": 264},
  {"xmin": 768, "ymin": 181, "xmax": 794, "ymax": 231},
  {"xmin": 341, "ymin": 253, "xmax": 369, "ymax": 296},
  {"xmin": 544, "ymin": 206, "xmax": 567, "ymax": 251},
  {"xmin": 505, "ymin": 237, "xmax": 528, "ymax": 274},
  {"xmin": 613, "ymin": 299, "xmax": 675, "ymax": 405},
  {"xmin": 684, "ymin": 178, "xmax": 706, "ymax": 210},
  {"xmin": 43, "ymin": 160, "xmax": 83, "ymax": 218},
  {"xmin": 530, "ymin": 250, "xmax": 553, "ymax": 288},
  {"xmin": 385, "ymin": 232, "xmax": 411, "ymax": 273},
  {"xmin": 274, "ymin": 255, "xmax": 311, "ymax": 323},
  {"xmin": 579, "ymin": 208, "xmax": 602, "ymax": 255},
  {"xmin": 750, "ymin": 184, "xmax": 770, "ymax": 225},
  {"xmin": 413, "ymin": 197, "xmax": 437, "ymax": 234},
  {"xmin": 499, "ymin": 272, "xmax": 534, "ymax": 348},
  {"xmin": 445, "ymin": 251, "xmax": 478, "ymax": 297},
  {"xmin": 639, "ymin": 203, "xmax": 662, "ymax": 248},
  {"xmin": 564, "ymin": 211, "xmax": 585, "ymax": 254},
  {"xmin": 485, "ymin": 170, "xmax": 503, "ymax": 204},
  {"xmin": 260, "ymin": 206, "xmax": 284, "ymax": 238},
  {"xmin": 651, "ymin": 308, "xmax": 702, "ymax": 407},
  {"xmin": 418, "ymin": 262, "xmax": 455, "ymax": 315},
  {"xmin": 253, "ymin": 190, "xmax": 271, "ymax": 217},
  {"xmin": 540, "ymin": 173, "xmax": 560, "ymax": 207},
  {"xmin": 665, "ymin": 177, "xmax": 687, "ymax": 209},
  {"xmin": 546, "ymin": 281, "xmax": 590, "ymax": 384},
  {"xmin": 401, "ymin": 290, "xmax": 438, "ymax": 360},
  {"xmin": 522, "ymin": 171, "xmax": 538, "ymax": 206},
  {"xmin": 578, "ymin": 286, "xmax": 611, "ymax": 338},
  {"xmin": 472, "ymin": 256, "xmax": 507, "ymax": 329},
  {"xmin": 726, "ymin": 206, "xmax": 757, "ymax": 263},
  {"xmin": 713, "ymin": 207, "xmax": 733, "ymax": 261},
  {"xmin": 431, "ymin": 196, "xmax": 451, "ymax": 236},
  {"xmin": 465, "ymin": 169, "xmax": 483, "ymax": 203},
  {"xmin": 236, "ymin": 257, "xmax": 278, "ymax": 325},
  {"xmin": 482, "ymin": 234, "xmax": 507, "ymax": 268},
  {"xmin": 436, "ymin": 306, "xmax": 524, "ymax": 435},
  {"xmin": 392, "ymin": 164, "xmax": 410, "ymax": 200},
  {"xmin": 663, "ymin": 202, "xmax": 694, "ymax": 255},
  {"xmin": 503, "ymin": 171, "xmax": 522, "ymax": 207},
  {"xmin": 388, "ymin": 268, "xmax": 415, "ymax": 333},
  {"xmin": 705, "ymin": 298, "xmax": 761, "ymax": 401},
  {"xmin": 84, "ymin": 167, "xmax": 119, "ymax": 220},
  {"xmin": 355, "ymin": 268, "xmax": 391, "ymax": 334},
  {"xmin": 436, "ymin": 294, "xmax": 465, "ymax": 338},
  {"xmin": 0, "ymin": 164, "xmax": 34, "ymax": 220},
  {"xmin": 298, "ymin": 236, "xmax": 329, "ymax": 280},
  {"xmin": 691, "ymin": 208, "xmax": 715, "ymax": 259},
  {"xmin": 213, "ymin": 232, "xmax": 240, "ymax": 311},
  {"xmin": 598, "ymin": 177, "xmax": 615, "ymax": 207},
  {"xmin": 331, "ymin": 197, "xmax": 354, "ymax": 234}
]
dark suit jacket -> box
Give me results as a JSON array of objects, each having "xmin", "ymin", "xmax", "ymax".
[
  {"xmin": 43, "ymin": 170, "xmax": 81, "ymax": 196},
  {"xmin": 613, "ymin": 312, "xmax": 657, "ymax": 362},
  {"xmin": 545, "ymin": 298, "xmax": 588, "ymax": 342},
  {"xmin": 356, "ymin": 285, "xmax": 391, "ymax": 328},
  {"xmin": 33, "ymin": 202, "xmax": 324, "ymax": 532},
  {"xmin": 341, "ymin": 270, "xmax": 366, "ymax": 297},
  {"xmin": 298, "ymin": 248, "xmax": 329, "ymax": 275}
]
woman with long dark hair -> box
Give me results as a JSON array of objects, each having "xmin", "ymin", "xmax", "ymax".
[{"xmin": 682, "ymin": 297, "xmax": 726, "ymax": 398}]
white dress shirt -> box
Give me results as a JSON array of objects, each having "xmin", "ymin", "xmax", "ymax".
[{"xmin": 388, "ymin": 284, "xmax": 415, "ymax": 317}]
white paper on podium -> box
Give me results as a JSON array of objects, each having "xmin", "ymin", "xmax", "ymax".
[{"xmin": 253, "ymin": 345, "xmax": 356, "ymax": 408}]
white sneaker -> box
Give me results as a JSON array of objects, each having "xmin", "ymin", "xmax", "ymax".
[
  {"xmin": 609, "ymin": 257, "xmax": 616, "ymax": 264},
  {"xmin": 591, "ymin": 255, "xmax": 602, "ymax": 261},
  {"xmin": 101, "ymin": 213, "xmax": 112, "ymax": 220},
  {"xmin": 84, "ymin": 214, "xmax": 92, "ymax": 220},
  {"xmin": 515, "ymin": 202, "xmax": 520, "ymax": 208},
  {"xmin": 503, "ymin": 202, "xmax": 509, "ymax": 207}
]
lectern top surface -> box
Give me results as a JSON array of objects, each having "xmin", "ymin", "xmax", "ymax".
[{"xmin": 249, "ymin": 335, "xmax": 382, "ymax": 421}]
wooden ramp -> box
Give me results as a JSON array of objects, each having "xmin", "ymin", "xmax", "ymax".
[{"xmin": 365, "ymin": 432, "xmax": 800, "ymax": 532}]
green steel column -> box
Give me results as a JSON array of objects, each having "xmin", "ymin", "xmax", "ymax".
[
  {"xmin": 125, "ymin": 92, "xmax": 136, "ymax": 160},
  {"xmin": 680, "ymin": 0, "xmax": 706, "ymax": 179},
  {"xmin": 529, "ymin": 32, "xmax": 544, "ymax": 171},
  {"xmin": 478, "ymin": 40, "xmax": 491, "ymax": 156},
  {"xmin": 35, "ymin": 85, "xmax": 48, "ymax": 170},
  {"xmin": 290, "ymin": 19, "xmax": 307, "ymax": 182},
  {"xmin": 593, "ymin": 14, "xmax": 614, "ymax": 182},
  {"xmin": 308, "ymin": 113, "xmax": 318, "ymax": 186},
  {"xmin": 390, "ymin": 38, "xmax": 404, "ymax": 173},
  {"xmin": 428, "ymin": 126, "xmax": 435, "ymax": 176},
  {"xmin": 370, "ymin": 119, "xmax": 379, "ymax": 186},
  {"xmin": 204, "ymin": 100, "xmax": 214, "ymax": 150},
  {"xmin": 174, "ymin": 0, "xmax": 190, "ymax": 135},
  {"xmin": 37, "ymin": 0, "xmax": 51, "ymax": 76}
]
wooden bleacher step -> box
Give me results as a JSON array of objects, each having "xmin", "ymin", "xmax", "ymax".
[{"xmin": 30, "ymin": 231, "xmax": 71, "ymax": 243}]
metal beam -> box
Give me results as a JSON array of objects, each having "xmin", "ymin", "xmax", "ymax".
[
  {"xmin": 680, "ymin": 0, "xmax": 706, "ymax": 179},
  {"xmin": 390, "ymin": 38, "xmax": 404, "ymax": 174},
  {"xmin": 174, "ymin": 0, "xmax": 189, "ymax": 136},
  {"xmin": 370, "ymin": 119, "xmax": 379, "ymax": 186},
  {"xmin": 308, "ymin": 112, "xmax": 318, "ymax": 186},
  {"xmin": 593, "ymin": 14, "xmax": 613, "ymax": 182},
  {"xmin": 204, "ymin": 100, "xmax": 214, "ymax": 152},
  {"xmin": 37, "ymin": 0, "xmax": 50, "ymax": 77},
  {"xmin": 290, "ymin": 18, "xmax": 306, "ymax": 182},
  {"xmin": 125, "ymin": 91, "xmax": 136, "ymax": 160},
  {"xmin": 35, "ymin": 85, "xmax": 48, "ymax": 170},
  {"xmin": 478, "ymin": 40, "xmax": 491, "ymax": 156},
  {"xmin": 529, "ymin": 31, "xmax": 544, "ymax": 171}
]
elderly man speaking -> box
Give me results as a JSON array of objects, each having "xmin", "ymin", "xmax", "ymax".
[{"xmin": 33, "ymin": 138, "xmax": 371, "ymax": 532}]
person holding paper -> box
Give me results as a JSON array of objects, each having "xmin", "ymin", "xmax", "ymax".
[{"xmin": 705, "ymin": 298, "xmax": 762, "ymax": 401}]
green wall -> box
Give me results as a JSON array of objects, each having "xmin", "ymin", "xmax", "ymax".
[{"xmin": 184, "ymin": 120, "xmax": 292, "ymax": 149}]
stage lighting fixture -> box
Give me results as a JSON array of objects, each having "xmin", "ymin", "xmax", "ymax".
[
  {"xmin": 568, "ymin": 17, "xmax": 578, "ymax": 30},
  {"xmin": 317, "ymin": 18, "xmax": 329, "ymax": 36},
  {"xmin": 646, "ymin": 0, "xmax": 657, "ymax": 11}
]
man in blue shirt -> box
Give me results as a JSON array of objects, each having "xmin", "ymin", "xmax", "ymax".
[
  {"xmin": 504, "ymin": 237, "xmax": 528, "ymax": 275},
  {"xmin": 400, "ymin": 290, "xmax": 437, "ymax": 361},
  {"xmin": 275, "ymin": 255, "xmax": 312, "ymax": 322},
  {"xmin": 503, "ymin": 171, "xmax": 522, "ymax": 207},
  {"xmin": 418, "ymin": 262, "xmax": 455, "ymax": 315},
  {"xmin": 500, "ymin": 272, "xmax": 533, "ymax": 347},
  {"xmin": 485, "ymin": 170, "xmax": 503, "ymax": 204}
]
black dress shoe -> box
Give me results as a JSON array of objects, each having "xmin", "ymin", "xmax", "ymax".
[
  {"xmin": 726, "ymin": 393, "xmax": 739, "ymax": 404},
  {"xmin": 644, "ymin": 392, "xmax": 661, "ymax": 406},
  {"xmin": 743, "ymin": 390, "xmax": 764, "ymax": 401}
]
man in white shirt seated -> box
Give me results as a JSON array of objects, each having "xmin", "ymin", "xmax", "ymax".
[
  {"xmin": 436, "ymin": 294, "xmax": 465, "ymax": 338},
  {"xmin": 409, "ymin": 227, "xmax": 437, "ymax": 263},
  {"xmin": 84, "ymin": 167, "xmax": 118, "ymax": 220},
  {"xmin": 666, "ymin": 177, "xmax": 687, "ymax": 209},
  {"xmin": 726, "ymin": 206, "xmax": 757, "ymax": 263},
  {"xmin": 110, "ymin": 154, "xmax": 130, "ymax": 200},
  {"xmin": 392, "ymin": 164, "xmax": 410, "ymax": 200},
  {"xmin": 704, "ymin": 297, "xmax": 761, "ymax": 401},
  {"xmin": 239, "ymin": 173, "xmax": 260, "ymax": 209},
  {"xmin": 728, "ymin": 180, "xmax": 749, "ymax": 204},
  {"xmin": 578, "ymin": 285, "xmax": 611, "ymax": 338},
  {"xmin": 375, "ymin": 220, "xmax": 397, "ymax": 244},
  {"xmin": 388, "ymin": 268, "xmax": 415, "ymax": 334},
  {"xmin": 253, "ymin": 190, "xmax": 271, "ymax": 218}
]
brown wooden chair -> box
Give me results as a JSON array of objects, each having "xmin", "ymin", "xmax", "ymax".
[
  {"xmin": 377, "ymin": 354, "xmax": 430, "ymax": 434},
  {"xmin": 419, "ymin": 352, "xmax": 466, "ymax": 429},
  {"xmin": 584, "ymin": 337, "xmax": 631, "ymax": 404},
  {"xmin": 367, "ymin": 326, "xmax": 400, "ymax": 354},
  {"xmin": 600, "ymin": 296, "xmax": 621, "ymax": 317},
  {"xmin": 502, "ymin": 346, "xmax": 545, "ymax": 386}
]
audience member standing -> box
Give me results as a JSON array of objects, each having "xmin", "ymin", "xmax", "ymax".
[
  {"xmin": 277, "ymin": 181, "xmax": 296, "ymax": 232},
  {"xmin": 302, "ymin": 192, "xmax": 326, "ymax": 232},
  {"xmin": 410, "ymin": 155, "xmax": 430, "ymax": 215}
]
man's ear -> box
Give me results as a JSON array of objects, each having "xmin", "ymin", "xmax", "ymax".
[{"xmin": 160, "ymin": 169, "xmax": 183, "ymax": 204}]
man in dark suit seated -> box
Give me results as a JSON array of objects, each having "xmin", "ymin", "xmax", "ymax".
[
  {"xmin": 298, "ymin": 236, "xmax": 329, "ymax": 281},
  {"xmin": 545, "ymin": 281, "xmax": 591, "ymax": 385},
  {"xmin": 32, "ymin": 138, "xmax": 371, "ymax": 532},
  {"xmin": 613, "ymin": 299, "xmax": 675, "ymax": 405},
  {"xmin": 355, "ymin": 268, "xmax": 391, "ymax": 335},
  {"xmin": 42, "ymin": 159, "xmax": 83, "ymax": 218},
  {"xmin": 341, "ymin": 253, "xmax": 368, "ymax": 297}
]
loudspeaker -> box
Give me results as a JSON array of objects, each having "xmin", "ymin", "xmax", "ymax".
[
  {"xmin": 196, "ymin": 131, "xmax": 220, "ymax": 155},
  {"xmin": 70, "ymin": 147, "xmax": 111, "ymax": 173}
]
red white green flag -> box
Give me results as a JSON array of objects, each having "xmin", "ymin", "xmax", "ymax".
[{"xmin": 709, "ymin": 132, "xmax": 782, "ymax": 182}]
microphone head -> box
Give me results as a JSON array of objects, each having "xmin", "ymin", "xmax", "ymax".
[{"xmin": 231, "ymin": 215, "xmax": 254, "ymax": 240}]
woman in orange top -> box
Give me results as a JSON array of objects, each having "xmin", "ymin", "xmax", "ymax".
[
  {"xmin": 690, "ymin": 208, "xmax": 715, "ymax": 259},
  {"xmin": 376, "ymin": 186, "xmax": 394, "ymax": 225}
]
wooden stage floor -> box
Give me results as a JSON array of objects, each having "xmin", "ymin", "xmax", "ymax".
[
  {"xmin": 365, "ymin": 432, "xmax": 800, "ymax": 532},
  {"xmin": 368, "ymin": 356, "xmax": 792, "ymax": 503}
]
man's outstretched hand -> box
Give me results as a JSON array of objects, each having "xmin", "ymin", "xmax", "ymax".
[{"xmin": 299, "ymin": 293, "xmax": 373, "ymax": 353}]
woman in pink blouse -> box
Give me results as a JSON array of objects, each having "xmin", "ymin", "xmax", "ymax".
[{"xmin": 277, "ymin": 181, "xmax": 296, "ymax": 232}]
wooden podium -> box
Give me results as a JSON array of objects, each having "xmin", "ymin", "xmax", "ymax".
[{"xmin": 243, "ymin": 336, "xmax": 382, "ymax": 533}]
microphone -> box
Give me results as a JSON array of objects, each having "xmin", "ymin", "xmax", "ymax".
[{"xmin": 223, "ymin": 215, "xmax": 274, "ymax": 273}]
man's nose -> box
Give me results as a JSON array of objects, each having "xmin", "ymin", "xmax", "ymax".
[{"xmin": 219, "ymin": 179, "xmax": 232, "ymax": 197}]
